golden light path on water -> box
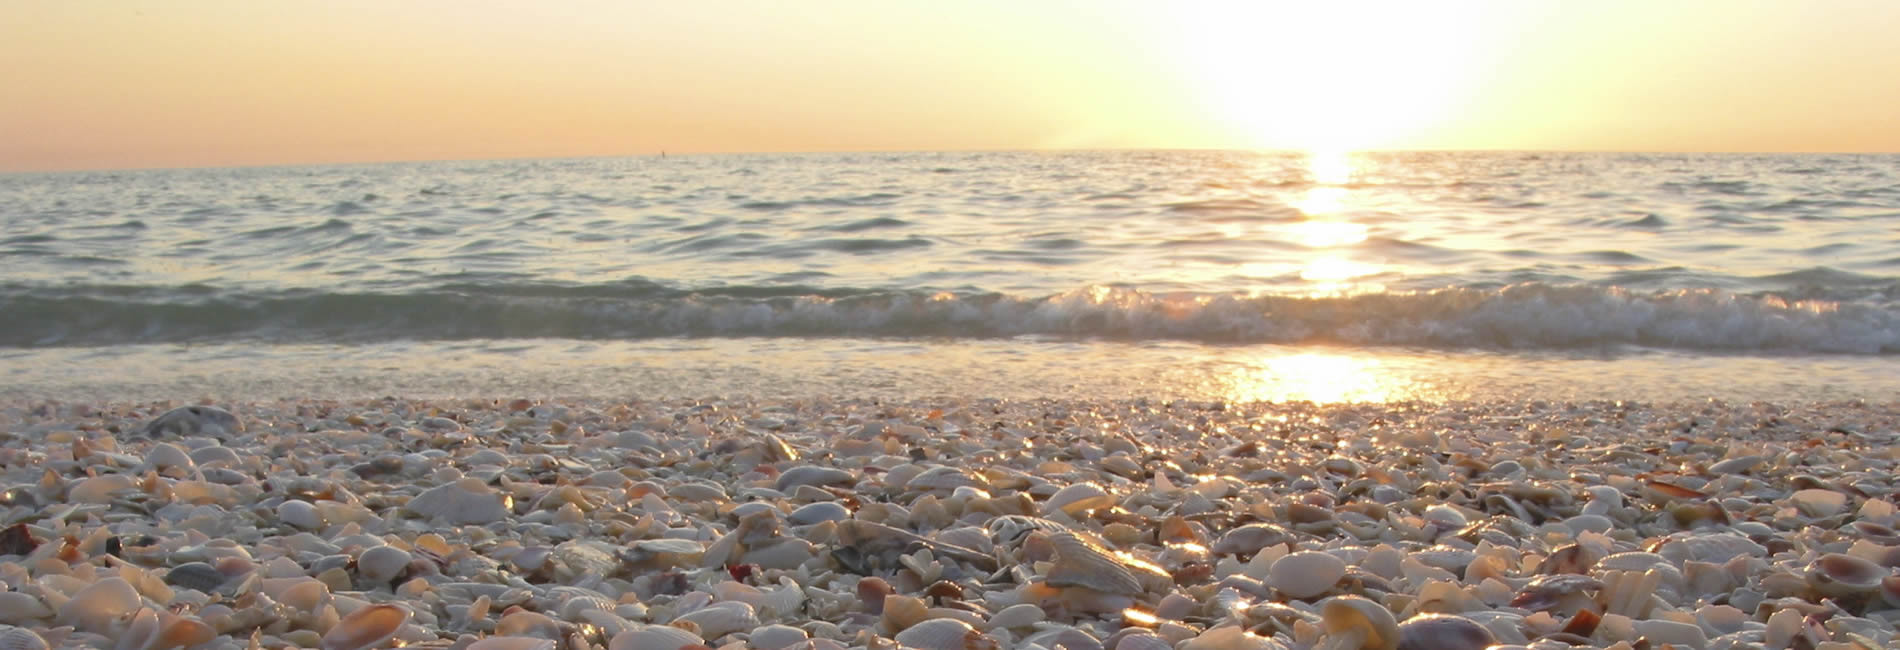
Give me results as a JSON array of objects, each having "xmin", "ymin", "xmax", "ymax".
[{"xmin": 1212, "ymin": 151, "xmax": 1415, "ymax": 404}]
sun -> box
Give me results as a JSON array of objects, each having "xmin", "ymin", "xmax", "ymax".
[{"xmin": 1166, "ymin": 3, "xmax": 1489, "ymax": 151}]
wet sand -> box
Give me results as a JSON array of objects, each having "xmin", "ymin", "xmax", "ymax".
[{"xmin": 1, "ymin": 396, "xmax": 1897, "ymax": 649}]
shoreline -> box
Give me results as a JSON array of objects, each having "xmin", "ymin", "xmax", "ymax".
[{"xmin": 2, "ymin": 396, "xmax": 1897, "ymax": 649}]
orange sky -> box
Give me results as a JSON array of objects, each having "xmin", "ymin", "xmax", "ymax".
[{"xmin": 3, "ymin": 1, "xmax": 1897, "ymax": 171}]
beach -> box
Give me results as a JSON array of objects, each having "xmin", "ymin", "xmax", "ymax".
[{"xmin": 2, "ymin": 395, "xmax": 1897, "ymax": 649}]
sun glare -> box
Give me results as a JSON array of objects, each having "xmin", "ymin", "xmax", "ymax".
[
  {"xmin": 1218, "ymin": 351, "xmax": 1408, "ymax": 404},
  {"xmin": 1168, "ymin": 4, "xmax": 1487, "ymax": 151}
]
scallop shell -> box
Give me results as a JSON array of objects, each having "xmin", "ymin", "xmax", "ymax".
[
  {"xmin": 0, "ymin": 626, "xmax": 50, "ymax": 650},
  {"xmin": 405, "ymin": 477, "xmax": 509, "ymax": 524},
  {"xmin": 608, "ymin": 624, "xmax": 704, "ymax": 650},
  {"xmin": 319, "ymin": 603, "xmax": 409, "ymax": 650},
  {"xmin": 987, "ymin": 515, "xmax": 1069, "ymax": 544},
  {"xmin": 892, "ymin": 618, "xmax": 999, "ymax": 650},
  {"xmin": 1044, "ymin": 531, "xmax": 1171, "ymax": 596}
]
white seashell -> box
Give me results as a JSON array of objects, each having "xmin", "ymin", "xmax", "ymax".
[
  {"xmin": 1179, "ymin": 625, "xmax": 1276, "ymax": 650},
  {"xmin": 1394, "ymin": 614, "xmax": 1492, "ymax": 650},
  {"xmin": 113, "ymin": 607, "xmax": 161, "ymax": 650},
  {"xmin": 68, "ymin": 474, "xmax": 139, "ymax": 504},
  {"xmin": 0, "ymin": 625, "xmax": 50, "ymax": 650},
  {"xmin": 907, "ymin": 466, "xmax": 989, "ymax": 492},
  {"xmin": 670, "ymin": 600, "xmax": 757, "ymax": 640},
  {"xmin": 319, "ymin": 603, "xmax": 408, "ymax": 650},
  {"xmin": 357, "ymin": 546, "xmax": 411, "ymax": 585},
  {"xmin": 278, "ymin": 500, "xmax": 326, "ymax": 530},
  {"xmin": 0, "ymin": 593, "xmax": 52, "ymax": 625},
  {"xmin": 774, "ymin": 466, "xmax": 855, "ymax": 491},
  {"xmin": 1805, "ymin": 553, "xmax": 1883, "ymax": 597},
  {"xmin": 893, "ymin": 618, "xmax": 998, "ymax": 650},
  {"xmin": 1789, "ymin": 488, "xmax": 1847, "ymax": 518},
  {"xmin": 1043, "ymin": 483, "xmax": 1113, "ymax": 517},
  {"xmin": 144, "ymin": 442, "xmax": 196, "ymax": 473},
  {"xmin": 741, "ymin": 539, "xmax": 815, "ymax": 570},
  {"xmin": 1268, "ymin": 551, "xmax": 1347, "ymax": 600},
  {"xmin": 747, "ymin": 624, "xmax": 809, "ymax": 649},
  {"xmin": 405, "ymin": 478, "xmax": 510, "ymax": 524},
  {"xmin": 495, "ymin": 610, "xmax": 563, "ymax": 639},
  {"xmin": 985, "ymin": 603, "xmax": 1045, "ymax": 630},
  {"xmin": 465, "ymin": 638, "xmax": 556, "ymax": 650},
  {"xmin": 56, "ymin": 577, "xmax": 143, "ymax": 634},
  {"xmin": 608, "ymin": 624, "xmax": 704, "ymax": 650}
]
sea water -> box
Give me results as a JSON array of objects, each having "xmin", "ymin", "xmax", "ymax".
[{"xmin": 3, "ymin": 151, "xmax": 1897, "ymax": 403}]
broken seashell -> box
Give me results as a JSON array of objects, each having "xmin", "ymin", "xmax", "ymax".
[
  {"xmin": 1044, "ymin": 531, "xmax": 1171, "ymax": 596},
  {"xmin": 405, "ymin": 478, "xmax": 509, "ymax": 525}
]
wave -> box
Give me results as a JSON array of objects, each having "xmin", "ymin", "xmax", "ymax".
[{"xmin": 3, "ymin": 282, "xmax": 1897, "ymax": 354}]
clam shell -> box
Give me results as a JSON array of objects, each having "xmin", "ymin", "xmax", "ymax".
[
  {"xmin": 1395, "ymin": 614, "xmax": 1493, "ymax": 650},
  {"xmin": 56, "ymin": 577, "xmax": 143, "ymax": 634},
  {"xmin": 1212, "ymin": 523, "xmax": 1293, "ymax": 556},
  {"xmin": 357, "ymin": 545, "xmax": 412, "ymax": 584},
  {"xmin": 0, "ymin": 593, "xmax": 52, "ymax": 625},
  {"xmin": 1806, "ymin": 553, "xmax": 1883, "ymax": 596},
  {"xmin": 670, "ymin": 600, "xmax": 757, "ymax": 640},
  {"xmin": 406, "ymin": 478, "xmax": 509, "ymax": 524},
  {"xmin": 747, "ymin": 624, "xmax": 809, "ymax": 649},
  {"xmin": 1043, "ymin": 483, "xmax": 1114, "ymax": 517},
  {"xmin": 907, "ymin": 466, "xmax": 989, "ymax": 491},
  {"xmin": 892, "ymin": 618, "xmax": 998, "ymax": 650},
  {"xmin": 319, "ymin": 603, "xmax": 408, "ymax": 650},
  {"xmin": 1268, "ymin": 551, "xmax": 1347, "ymax": 600},
  {"xmin": 774, "ymin": 466, "xmax": 855, "ymax": 491}
]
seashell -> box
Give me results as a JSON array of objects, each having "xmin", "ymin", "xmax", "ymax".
[
  {"xmin": 608, "ymin": 624, "xmax": 704, "ymax": 650},
  {"xmin": 987, "ymin": 515, "xmax": 1068, "ymax": 544},
  {"xmin": 788, "ymin": 502, "xmax": 850, "ymax": 525},
  {"xmin": 1394, "ymin": 614, "xmax": 1493, "ymax": 650},
  {"xmin": 670, "ymin": 600, "xmax": 757, "ymax": 640},
  {"xmin": 1805, "ymin": 552, "xmax": 1884, "ymax": 597},
  {"xmin": 892, "ymin": 618, "xmax": 998, "ymax": 650},
  {"xmin": 68, "ymin": 474, "xmax": 139, "ymax": 504},
  {"xmin": 774, "ymin": 466, "xmax": 855, "ymax": 491},
  {"xmin": 1318, "ymin": 596, "xmax": 1399, "ymax": 650},
  {"xmin": 140, "ymin": 405, "xmax": 243, "ymax": 438},
  {"xmin": 1212, "ymin": 523, "xmax": 1293, "ymax": 557},
  {"xmin": 465, "ymin": 638, "xmax": 557, "ymax": 650},
  {"xmin": 114, "ymin": 606, "xmax": 161, "ymax": 650},
  {"xmin": 880, "ymin": 594, "xmax": 928, "ymax": 634},
  {"xmin": 0, "ymin": 626, "xmax": 50, "ymax": 650},
  {"xmin": 1044, "ymin": 531, "xmax": 1172, "ymax": 596},
  {"xmin": 56, "ymin": 577, "xmax": 143, "ymax": 634},
  {"xmin": 1508, "ymin": 574, "xmax": 1602, "ymax": 612},
  {"xmin": 278, "ymin": 500, "xmax": 326, "ymax": 530},
  {"xmin": 144, "ymin": 442, "xmax": 196, "ymax": 473},
  {"xmin": 319, "ymin": 603, "xmax": 409, "ymax": 650},
  {"xmin": 1789, "ymin": 488, "xmax": 1847, "ymax": 518},
  {"xmin": 747, "ymin": 624, "xmax": 809, "ymax": 649},
  {"xmin": 357, "ymin": 545, "xmax": 412, "ymax": 585},
  {"xmin": 405, "ymin": 477, "xmax": 510, "ymax": 524},
  {"xmin": 907, "ymin": 466, "xmax": 989, "ymax": 492},
  {"xmin": 1268, "ymin": 551, "xmax": 1347, "ymax": 600},
  {"xmin": 0, "ymin": 593, "xmax": 53, "ymax": 625},
  {"xmin": 985, "ymin": 603, "xmax": 1045, "ymax": 630},
  {"xmin": 1108, "ymin": 630, "xmax": 1173, "ymax": 650},
  {"xmin": 1178, "ymin": 625, "xmax": 1275, "ymax": 650},
  {"xmin": 1705, "ymin": 455, "xmax": 1763, "ymax": 475},
  {"xmin": 1043, "ymin": 483, "xmax": 1114, "ymax": 517}
]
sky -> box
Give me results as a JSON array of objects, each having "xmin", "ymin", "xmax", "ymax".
[{"xmin": 3, "ymin": 0, "xmax": 1898, "ymax": 171}]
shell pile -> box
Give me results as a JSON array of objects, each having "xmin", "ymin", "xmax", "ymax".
[{"xmin": 1, "ymin": 397, "xmax": 1898, "ymax": 650}]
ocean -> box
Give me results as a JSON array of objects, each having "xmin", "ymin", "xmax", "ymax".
[{"xmin": 3, "ymin": 150, "xmax": 1897, "ymax": 403}]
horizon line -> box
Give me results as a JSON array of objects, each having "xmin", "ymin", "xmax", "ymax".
[{"xmin": 7, "ymin": 146, "xmax": 1899, "ymax": 175}]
